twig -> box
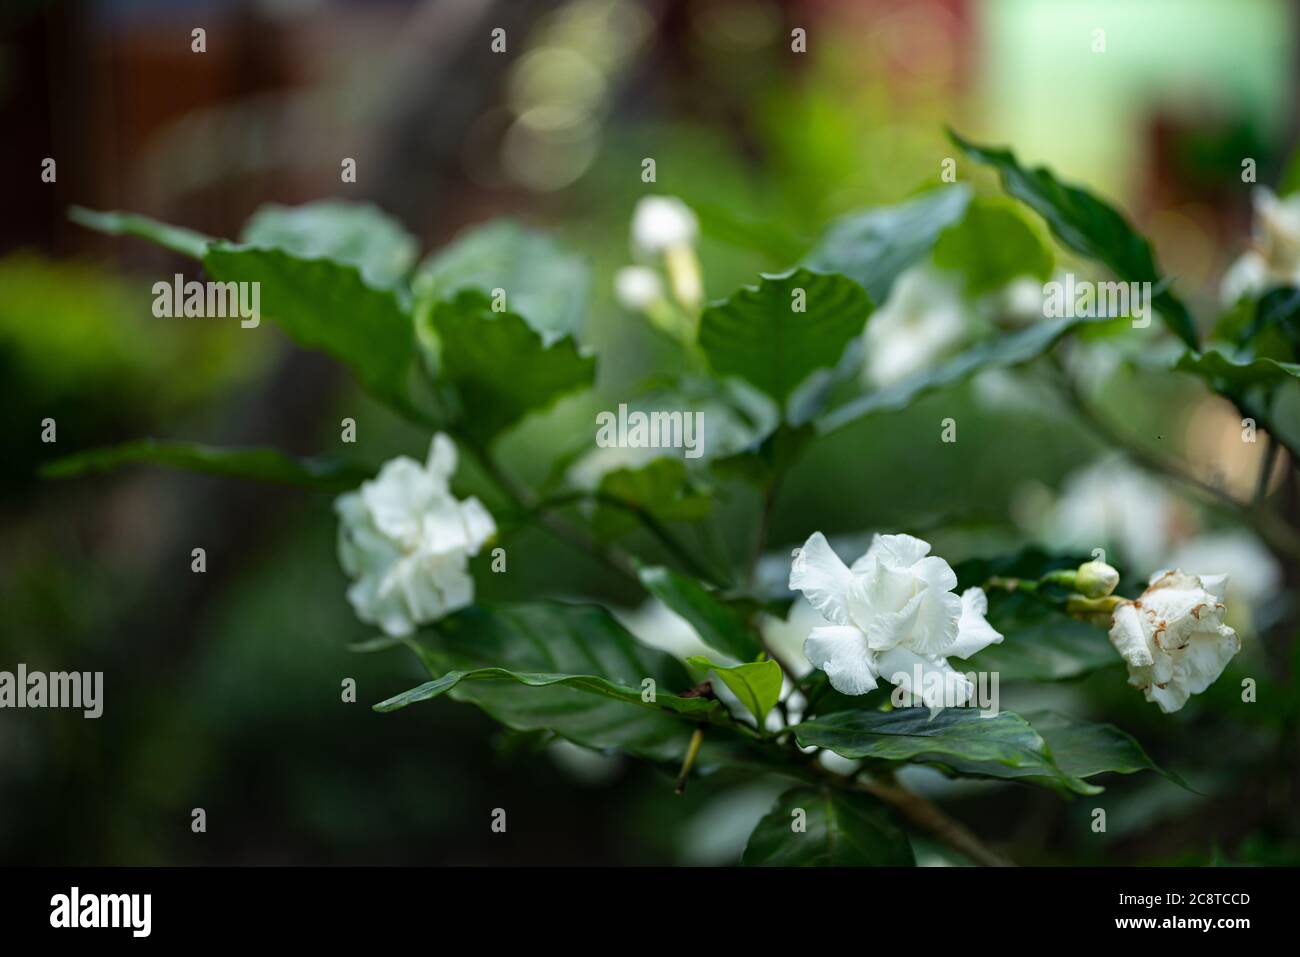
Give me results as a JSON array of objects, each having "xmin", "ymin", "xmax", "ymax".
[{"xmin": 855, "ymin": 778, "xmax": 1016, "ymax": 867}]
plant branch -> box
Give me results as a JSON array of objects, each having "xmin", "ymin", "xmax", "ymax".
[{"xmin": 854, "ymin": 777, "xmax": 1016, "ymax": 867}]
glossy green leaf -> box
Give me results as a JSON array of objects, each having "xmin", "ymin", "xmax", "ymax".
[
  {"xmin": 687, "ymin": 656, "xmax": 782, "ymax": 725},
  {"xmin": 965, "ymin": 592, "xmax": 1119, "ymax": 682},
  {"xmin": 69, "ymin": 206, "xmax": 212, "ymax": 259},
  {"xmin": 593, "ymin": 458, "xmax": 711, "ymax": 539},
  {"xmin": 1174, "ymin": 350, "xmax": 1300, "ymax": 392},
  {"xmin": 240, "ymin": 201, "xmax": 418, "ymax": 289},
  {"xmin": 414, "ymin": 220, "xmax": 590, "ymax": 344},
  {"xmin": 932, "ymin": 197, "xmax": 1054, "ymax": 294},
  {"xmin": 819, "ymin": 314, "xmax": 1095, "ymax": 433},
  {"xmin": 741, "ymin": 786, "xmax": 914, "ymax": 866},
  {"xmin": 1026, "ymin": 711, "xmax": 1191, "ymax": 791},
  {"xmin": 803, "ymin": 185, "xmax": 972, "ymax": 304},
  {"xmin": 637, "ymin": 564, "xmax": 764, "ymax": 662},
  {"xmin": 792, "ymin": 707, "xmax": 1098, "ymax": 794},
  {"xmin": 421, "ymin": 290, "xmax": 595, "ymax": 444},
  {"xmin": 39, "ymin": 439, "xmax": 373, "ymax": 491},
  {"xmin": 950, "ymin": 131, "xmax": 1198, "ymax": 348},
  {"xmin": 698, "ymin": 268, "xmax": 873, "ymax": 410}
]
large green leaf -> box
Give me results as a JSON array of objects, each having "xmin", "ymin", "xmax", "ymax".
[
  {"xmin": 951, "ymin": 131, "xmax": 1198, "ymax": 348},
  {"xmin": 414, "ymin": 220, "xmax": 590, "ymax": 344},
  {"xmin": 70, "ymin": 206, "xmax": 213, "ymax": 259},
  {"xmin": 698, "ymin": 268, "xmax": 872, "ymax": 410},
  {"xmin": 932, "ymin": 197, "xmax": 1054, "ymax": 295},
  {"xmin": 791, "ymin": 707, "xmax": 1097, "ymax": 794},
  {"xmin": 421, "ymin": 290, "xmax": 595, "ymax": 444},
  {"xmin": 593, "ymin": 458, "xmax": 711, "ymax": 539},
  {"xmin": 385, "ymin": 603, "xmax": 736, "ymax": 766},
  {"xmin": 818, "ymin": 315, "xmax": 1095, "ymax": 433},
  {"xmin": 1026, "ymin": 711, "xmax": 1190, "ymax": 791},
  {"xmin": 637, "ymin": 564, "xmax": 764, "ymax": 662},
  {"xmin": 39, "ymin": 439, "xmax": 372, "ymax": 491},
  {"xmin": 240, "ymin": 201, "xmax": 418, "ymax": 290},
  {"xmin": 687, "ymin": 656, "xmax": 783, "ymax": 726},
  {"xmin": 803, "ymin": 185, "xmax": 972, "ymax": 304},
  {"xmin": 1175, "ymin": 350, "xmax": 1300, "ymax": 392},
  {"xmin": 201, "ymin": 242, "xmax": 418, "ymax": 415},
  {"xmin": 741, "ymin": 785, "xmax": 914, "ymax": 866}
]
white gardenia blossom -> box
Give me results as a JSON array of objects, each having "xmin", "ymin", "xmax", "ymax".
[
  {"xmin": 863, "ymin": 266, "xmax": 969, "ymax": 388},
  {"xmin": 614, "ymin": 265, "xmax": 665, "ymax": 311},
  {"xmin": 788, "ymin": 531, "xmax": 1002, "ymax": 707},
  {"xmin": 630, "ymin": 195, "xmax": 699, "ymax": 256},
  {"xmin": 335, "ymin": 434, "xmax": 496, "ymax": 637},
  {"xmin": 1109, "ymin": 569, "xmax": 1240, "ymax": 714},
  {"xmin": 1220, "ymin": 188, "xmax": 1300, "ymax": 305}
]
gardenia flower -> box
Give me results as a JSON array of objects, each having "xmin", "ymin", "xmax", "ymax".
[
  {"xmin": 630, "ymin": 196, "xmax": 702, "ymax": 309},
  {"xmin": 1220, "ymin": 188, "xmax": 1300, "ymax": 305},
  {"xmin": 789, "ymin": 531, "xmax": 1002, "ymax": 706},
  {"xmin": 614, "ymin": 265, "xmax": 665, "ymax": 311},
  {"xmin": 862, "ymin": 266, "xmax": 969, "ymax": 388},
  {"xmin": 335, "ymin": 434, "xmax": 495, "ymax": 636},
  {"xmin": 1108, "ymin": 569, "xmax": 1240, "ymax": 713}
]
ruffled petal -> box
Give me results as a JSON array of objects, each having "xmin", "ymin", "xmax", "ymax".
[
  {"xmin": 790, "ymin": 532, "xmax": 855, "ymax": 626},
  {"xmin": 946, "ymin": 588, "xmax": 1004, "ymax": 659},
  {"xmin": 804, "ymin": 625, "xmax": 878, "ymax": 695},
  {"xmin": 876, "ymin": 646, "xmax": 973, "ymax": 709}
]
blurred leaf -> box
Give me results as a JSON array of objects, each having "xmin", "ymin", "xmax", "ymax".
[
  {"xmin": 742, "ymin": 786, "xmax": 914, "ymax": 866},
  {"xmin": 414, "ymin": 220, "xmax": 590, "ymax": 344},
  {"xmin": 819, "ymin": 315, "xmax": 1094, "ymax": 433},
  {"xmin": 1026, "ymin": 710, "xmax": 1192, "ymax": 791},
  {"xmin": 711, "ymin": 422, "xmax": 813, "ymax": 487},
  {"xmin": 932, "ymin": 197, "xmax": 1054, "ymax": 294},
  {"xmin": 950, "ymin": 131, "xmax": 1198, "ymax": 348},
  {"xmin": 69, "ymin": 206, "xmax": 212, "ymax": 259},
  {"xmin": 687, "ymin": 656, "xmax": 782, "ymax": 725},
  {"xmin": 966, "ymin": 593, "xmax": 1119, "ymax": 682},
  {"xmin": 1175, "ymin": 350, "xmax": 1300, "ymax": 392},
  {"xmin": 240, "ymin": 201, "xmax": 418, "ymax": 290},
  {"xmin": 421, "ymin": 290, "xmax": 595, "ymax": 444},
  {"xmin": 791, "ymin": 707, "xmax": 1098, "ymax": 795},
  {"xmin": 593, "ymin": 458, "xmax": 711, "ymax": 539},
  {"xmin": 638, "ymin": 564, "xmax": 764, "ymax": 662},
  {"xmin": 698, "ymin": 268, "xmax": 873, "ymax": 410},
  {"xmin": 390, "ymin": 603, "xmax": 729, "ymax": 765},
  {"xmin": 40, "ymin": 439, "xmax": 373, "ymax": 490},
  {"xmin": 803, "ymin": 185, "xmax": 972, "ymax": 303},
  {"xmin": 202, "ymin": 242, "xmax": 419, "ymax": 415},
  {"xmin": 691, "ymin": 200, "xmax": 809, "ymax": 263}
]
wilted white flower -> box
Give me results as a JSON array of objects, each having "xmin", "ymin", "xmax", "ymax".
[
  {"xmin": 335, "ymin": 434, "xmax": 495, "ymax": 636},
  {"xmin": 631, "ymin": 196, "xmax": 698, "ymax": 256},
  {"xmin": 863, "ymin": 266, "xmax": 969, "ymax": 388},
  {"xmin": 788, "ymin": 531, "xmax": 1002, "ymax": 707},
  {"xmin": 1108, "ymin": 569, "xmax": 1240, "ymax": 713},
  {"xmin": 1220, "ymin": 188, "xmax": 1300, "ymax": 305},
  {"xmin": 614, "ymin": 265, "xmax": 665, "ymax": 311}
]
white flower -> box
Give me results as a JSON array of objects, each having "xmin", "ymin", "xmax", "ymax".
[
  {"xmin": 335, "ymin": 434, "xmax": 495, "ymax": 636},
  {"xmin": 788, "ymin": 531, "xmax": 1002, "ymax": 707},
  {"xmin": 1220, "ymin": 188, "xmax": 1300, "ymax": 305},
  {"xmin": 631, "ymin": 196, "xmax": 698, "ymax": 256},
  {"xmin": 1108, "ymin": 569, "xmax": 1240, "ymax": 713},
  {"xmin": 863, "ymin": 266, "xmax": 969, "ymax": 388},
  {"xmin": 614, "ymin": 265, "xmax": 665, "ymax": 311}
]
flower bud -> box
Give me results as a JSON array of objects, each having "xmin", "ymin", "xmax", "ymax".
[{"xmin": 1075, "ymin": 559, "xmax": 1120, "ymax": 598}]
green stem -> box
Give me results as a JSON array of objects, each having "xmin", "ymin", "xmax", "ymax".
[{"xmin": 674, "ymin": 727, "xmax": 706, "ymax": 794}]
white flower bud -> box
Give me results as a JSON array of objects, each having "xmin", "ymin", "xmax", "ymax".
[
  {"xmin": 630, "ymin": 196, "xmax": 698, "ymax": 257},
  {"xmin": 1075, "ymin": 559, "xmax": 1120, "ymax": 598},
  {"xmin": 614, "ymin": 266, "xmax": 664, "ymax": 311}
]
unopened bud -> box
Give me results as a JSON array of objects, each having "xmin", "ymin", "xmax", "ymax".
[{"xmin": 1076, "ymin": 559, "xmax": 1120, "ymax": 598}]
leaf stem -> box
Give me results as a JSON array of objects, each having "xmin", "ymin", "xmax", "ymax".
[{"xmin": 674, "ymin": 727, "xmax": 706, "ymax": 794}]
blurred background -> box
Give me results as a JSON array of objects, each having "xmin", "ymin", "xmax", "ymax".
[{"xmin": 2, "ymin": 0, "xmax": 1298, "ymax": 865}]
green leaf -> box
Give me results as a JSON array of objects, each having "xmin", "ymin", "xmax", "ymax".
[
  {"xmin": 381, "ymin": 603, "xmax": 736, "ymax": 766},
  {"xmin": 965, "ymin": 592, "xmax": 1119, "ymax": 682},
  {"xmin": 741, "ymin": 786, "xmax": 914, "ymax": 866},
  {"xmin": 414, "ymin": 220, "xmax": 590, "ymax": 344},
  {"xmin": 40, "ymin": 439, "xmax": 373, "ymax": 491},
  {"xmin": 1026, "ymin": 711, "xmax": 1191, "ymax": 791},
  {"xmin": 421, "ymin": 290, "xmax": 595, "ymax": 444},
  {"xmin": 950, "ymin": 130, "xmax": 1199, "ymax": 348},
  {"xmin": 932, "ymin": 197, "xmax": 1054, "ymax": 295},
  {"xmin": 698, "ymin": 268, "xmax": 873, "ymax": 410},
  {"xmin": 791, "ymin": 707, "xmax": 1098, "ymax": 795},
  {"xmin": 803, "ymin": 185, "xmax": 972, "ymax": 304},
  {"xmin": 593, "ymin": 458, "xmax": 711, "ymax": 539},
  {"xmin": 819, "ymin": 314, "xmax": 1096, "ymax": 433},
  {"xmin": 687, "ymin": 656, "xmax": 782, "ymax": 725},
  {"xmin": 201, "ymin": 242, "xmax": 419, "ymax": 415},
  {"xmin": 240, "ymin": 201, "xmax": 418, "ymax": 290},
  {"xmin": 637, "ymin": 564, "xmax": 764, "ymax": 662},
  {"xmin": 1175, "ymin": 350, "xmax": 1300, "ymax": 393},
  {"xmin": 69, "ymin": 206, "xmax": 213, "ymax": 259}
]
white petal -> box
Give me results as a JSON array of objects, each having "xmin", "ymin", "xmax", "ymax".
[
  {"xmin": 877, "ymin": 646, "xmax": 972, "ymax": 709},
  {"xmin": 1109, "ymin": 601, "xmax": 1153, "ymax": 667},
  {"xmin": 427, "ymin": 433, "xmax": 458, "ymax": 482},
  {"xmin": 947, "ymin": 588, "xmax": 1004, "ymax": 659},
  {"xmin": 804, "ymin": 625, "xmax": 878, "ymax": 695},
  {"xmin": 362, "ymin": 456, "xmax": 436, "ymax": 543},
  {"xmin": 790, "ymin": 532, "xmax": 854, "ymax": 626},
  {"xmin": 854, "ymin": 532, "xmax": 931, "ymax": 572}
]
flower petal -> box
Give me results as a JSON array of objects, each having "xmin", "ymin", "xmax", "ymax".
[
  {"xmin": 804, "ymin": 625, "xmax": 878, "ymax": 695},
  {"xmin": 790, "ymin": 532, "xmax": 855, "ymax": 626},
  {"xmin": 946, "ymin": 588, "xmax": 1004, "ymax": 659},
  {"xmin": 876, "ymin": 646, "xmax": 973, "ymax": 709}
]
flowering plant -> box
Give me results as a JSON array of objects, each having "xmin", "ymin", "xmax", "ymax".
[{"xmin": 50, "ymin": 131, "xmax": 1298, "ymax": 866}]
